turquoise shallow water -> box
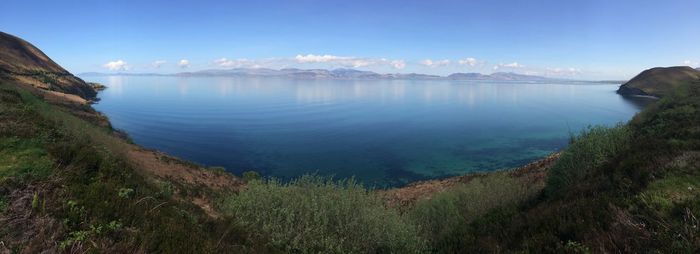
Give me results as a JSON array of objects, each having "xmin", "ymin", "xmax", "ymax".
[{"xmin": 88, "ymin": 76, "xmax": 649, "ymax": 187}]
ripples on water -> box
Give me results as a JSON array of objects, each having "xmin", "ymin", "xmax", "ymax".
[{"xmin": 90, "ymin": 76, "xmax": 649, "ymax": 187}]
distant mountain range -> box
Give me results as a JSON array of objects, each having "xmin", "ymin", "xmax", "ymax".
[{"xmin": 80, "ymin": 68, "xmax": 559, "ymax": 81}]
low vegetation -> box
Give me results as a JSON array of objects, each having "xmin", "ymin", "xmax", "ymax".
[
  {"xmin": 545, "ymin": 124, "xmax": 631, "ymax": 196},
  {"xmin": 222, "ymin": 175, "xmax": 425, "ymax": 253},
  {"xmin": 407, "ymin": 173, "xmax": 542, "ymax": 252},
  {"xmin": 0, "ymin": 85, "xmax": 251, "ymax": 253}
]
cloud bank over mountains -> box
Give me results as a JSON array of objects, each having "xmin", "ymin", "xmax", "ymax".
[{"xmin": 102, "ymin": 54, "xmax": 586, "ymax": 78}]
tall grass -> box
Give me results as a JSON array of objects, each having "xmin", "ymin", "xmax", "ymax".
[
  {"xmin": 0, "ymin": 86, "xmax": 247, "ymax": 252},
  {"xmin": 221, "ymin": 175, "xmax": 425, "ymax": 253},
  {"xmin": 545, "ymin": 124, "xmax": 631, "ymax": 197},
  {"xmin": 407, "ymin": 173, "xmax": 541, "ymax": 252},
  {"xmin": 16, "ymin": 87, "xmax": 130, "ymax": 158}
]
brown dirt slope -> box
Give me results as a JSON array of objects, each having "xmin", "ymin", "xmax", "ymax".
[
  {"xmin": 125, "ymin": 145, "xmax": 244, "ymax": 216},
  {"xmin": 0, "ymin": 31, "xmax": 96, "ymax": 99}
]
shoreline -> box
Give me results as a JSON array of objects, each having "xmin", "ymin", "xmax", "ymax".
[{"xmin": 87, "ymin": 84, "xmax": 563, "ymax": 190}]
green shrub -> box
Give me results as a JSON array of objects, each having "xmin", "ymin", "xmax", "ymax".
[
  {"xmin": 546, "ymin": 124, "xmax": 631, "ymax": 197},
  {"xmin": 31, "ymin": 192, "xmax": 39, "ymax": 210},
  {"xmin": 0, "ymin": 195, "xmax": 7, "ymax": 212},
  {"xmin": 117, "ymin": 188, "xmax": 134, "ymax": 198},
  {"xmin": 158, "ymin": 181, "xmax": 174, "ymax": 198},
  {"xmin": 207, "ymin": 166, "xmax": 226, "ymax": 174},
  {"xmin": 221, "ymin": 174, "xmax": 425, "ymax": 253},
  {"xmin": 407, "ymin": 173, "xmax": 540, "ymax": 251},
  {"xmin": 241, "ymin": 170, "xmax": 261, "ymax": 182},
  {"xmin": 563, "ymin": 240, "xmax": 592, "ymax": 254}
]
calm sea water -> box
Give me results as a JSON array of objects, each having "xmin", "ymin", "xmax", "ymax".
[{"xmin": 89, "ymin": 76, "xmax": 649, "ymax": 187}]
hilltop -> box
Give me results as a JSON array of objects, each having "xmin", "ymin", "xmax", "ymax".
[
  {"xmin": 0, "ymin": 32, "xmax": 96, "ymax": 100},
  {"xmin": 617, "ymin": 66, "xmax": 700, "ymax": 97}
]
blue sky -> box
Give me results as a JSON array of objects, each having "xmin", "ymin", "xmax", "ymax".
[{"xmin": 2, "ymin": 0, "xmax": 699, "ymax": 79}]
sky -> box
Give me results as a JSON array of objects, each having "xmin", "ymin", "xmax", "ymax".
[{"xmin": 2, "ymin": 0, "xmax": 699, "ymax": 80}]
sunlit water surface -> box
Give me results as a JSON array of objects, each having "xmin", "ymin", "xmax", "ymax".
[{"xmin": 88, "ymin": 76, "xmax": 650, "ymax": 187}]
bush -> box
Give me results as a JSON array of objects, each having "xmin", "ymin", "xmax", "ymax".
[
  {"xmin": 0, "ymin": 196, "xmax": 7, "ymax": 213},
  {"xmin": 241, "ymin": 170, "xmax": 261, "ymax": 182},
  {"xmin": 407, "ymin": 173, "xmax": 540, "ymax": 251},
  {"xmin": 221, "ymin": 174, "xmax": 425, "ymax": 253},
  {"xmin": 546, "ymin": 124, "xmax": 631, "ymax": 197}
]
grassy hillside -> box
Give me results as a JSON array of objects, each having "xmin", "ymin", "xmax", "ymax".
[
  {"xmin": 617, "ymin": 66, "xmax": 700, "ymax": 97},
  {"xmin": 0, "ymin": 83, "xmax": 270, "ymax": 253},
  {"xmin": 0, "ymin": 32, "xmax": 95, "ymax": 100}
]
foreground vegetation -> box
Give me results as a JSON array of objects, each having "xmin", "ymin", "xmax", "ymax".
[
  {"xmin": 2, "ymin": 76, "xmax": 700, "ymax": 253},
  {"xmin": 222, "ymin": 175, "xmax": 425, "ymax": 253},
  {"xmin": 218, "ymin": 79, "xmax": 700, "ymax": 253},
  {"xmin": 0, "ymin": 84, "xmax": 254, "ymax": 252}
]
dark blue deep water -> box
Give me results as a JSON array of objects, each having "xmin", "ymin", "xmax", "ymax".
[{"xmin": 89, "ymin": 76, "xmax": 649, "ymax": 187}]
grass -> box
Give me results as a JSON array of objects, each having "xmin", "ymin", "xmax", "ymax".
[
  {"xmin": 545, "ymin": 124, "xmax": 631, "ymax": 197},
  {"xmin": 0, "ymin": 137, "xmax": 53, "ymax": 184},
  {"xmin": 0, "ymin": 195, "xmax": 7, "ymax": 213},
  {"xmin": 637, "ymin": 171, "xmax": 700, "ymax": 216},
  {"xmin": 0, "ymin": 84, "xmax": 252, "ymax": 253},
  {"xmin": 407, "ymin": 173, "xmax": 542, "ymax": 252},
  {"xmin": 221, "ymin": 175, "xmax": 425, "ymax": 253}
]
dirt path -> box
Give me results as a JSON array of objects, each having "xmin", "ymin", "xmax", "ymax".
[{"xmin": 125, "ymin": 145, "xmax": 244, "ymax": 217}]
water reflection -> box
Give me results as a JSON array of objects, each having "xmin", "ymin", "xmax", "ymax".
[
  {"xmin": 620, "ymin": 95, "xmax": 658, "ymax": 110},
  {"xmin": 107, "ymin": 76, "xmax": 124, "ymax": 96}
]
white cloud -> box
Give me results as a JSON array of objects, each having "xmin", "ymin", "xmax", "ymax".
[
  {"xmin": 214, "ymin": 58, "xmax": 248, "ymax": 68},
  {"xmin": 214, "ymin": 58, "xmax": 279, "ymax": 69},
  {"xmin": 293, "ymin": 54, "xmax": 414, "ymax": 69},
  {"xmin": 493, "ymin": 62, "xmax": 524, "ymax": 70},
  {"xmin": 103, "ymin": 60, "xmax": 129, "ymax": 71},
  {"xmin": 502, "ymin": 62, "xmax": 524, "ymax": 68},
  {"xmin": 505, "ymin": 66, "xmax": 583, "ymax": 77},
  {"xmin": 295, "ymin": 54, "xmax": 344, "ymax": 63},
  {"xmin": 684, "ymin": 60, "xmax": 698, "ymax": 67},
  {"xmin": 420, "ymin": 59, "xmax": 450, "ymax": 68},
  {"xmin": 178, "ymin": 59, "xmax": 190, "ymax": 68},
  {"xmin": 544, "ymin": 67, "xmax": 582, "ymax": 77},
  {"xmin": 349, "ymin": 59, "xmax": 372, "ymax": 68},
  {"xmin": 151, "ymin": 60, "xmax": 166, "ymax": 68},
  {"xmin": 294, "ymin": 54, "xmax": 381, "ymax": 68},
  {"xmin": 458, "ymin": 58, "xmax": 478, "ymax": 67},
  {"xmin": 390, "ymin": 60, "xmax": 406, "ymax": 69}
]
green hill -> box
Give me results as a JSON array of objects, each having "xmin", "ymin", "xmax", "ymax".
[
  {"xmin": 617, "ymin": 66, "xmax": 700, "ymax": 97},
  {"xmin": 0, "ymin": 32, "xmax": 96, "ymax": 100}
]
